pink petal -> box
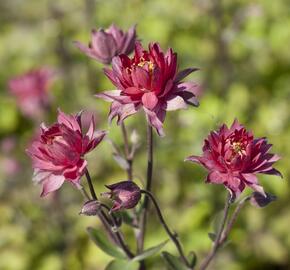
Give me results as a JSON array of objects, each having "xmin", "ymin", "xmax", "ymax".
[
  {"xmin": 74, "ymin": 41, "xmax": 105, "ymax": 62},
  {"xmin": 144, "ymin": 107, "xmax": 165, "ymax": 137},
  {"xmin": 142, "ymin": 92, "xmax": 158, "ymax": 110},
  {"xmin": 91, "ymin": 29, "xmax": 117, "ymax": 60},
  {"xmin": 166, "ymin": 95, "xmax": 187, "ymax": 111},
  {"xmin": 57, "ymin": 109, "xmax": 81, "ymax": 132},
  {"xmin": 41, "ymin": 174, "xmax": 65, "ymax": 197},
  {"xmin": 206, "ymin": 171, "xmax": 225, "ymax": 184},
  {"xmin": 123, "ymin": 87, "xmax": 142, "ymax": 95}
]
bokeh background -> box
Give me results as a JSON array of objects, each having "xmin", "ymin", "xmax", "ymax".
[{"xmin": 0, "ymin": 0, "xmax": 289, "ymax": 269}]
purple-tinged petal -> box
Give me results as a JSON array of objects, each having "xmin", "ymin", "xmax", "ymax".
[
  {"xmin": 174, "ymin": 68, "xmax": 199, "ymax": 82},
  {"xmin": 165, "ymin": 95, "xmax": 187, "ymax": 111},
  {"xmin": 121, "ymin": 25, "xmax": 136, "ymax": 55},
  {"xmin": 91, "ymin": 29, "xmax": 117, "ymax": 60},
  {"xmin": 74, "ymin": 41, "xmax": 105, "ymax": 62},
  {"xmin": 144, "ymin": 107, "xmax": 165, "ymax": 137}
]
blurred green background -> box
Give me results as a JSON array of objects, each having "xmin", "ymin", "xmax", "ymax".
[{"xmin": 0, "ymin": 0, "xmax": 289, "ymax": 269}]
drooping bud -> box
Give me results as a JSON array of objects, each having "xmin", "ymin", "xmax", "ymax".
[
  {"xmin": 250, "ymin": 192, "xmax": 277, "ymax": 208},
  {"xmin": 102, "ymin": 181, "xmax": 141, "ymax": 212},
  {"xmin": 80, "ymin": 200, "xmax": 102, "ymax": 216}
]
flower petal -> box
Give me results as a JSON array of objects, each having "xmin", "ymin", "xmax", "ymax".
[
  {"xmin": 166, "ymin": 95, "xmax": 187, "ymax": 111},
  {"xmin": 174, "ymin": 68, "xmax": 199, "ymax": 82},
  {"xmin": 41, "ymin": 174, "xmax": 65, "ymax": 197},
  {"xmin": 142, "ymin": 92, "xmax": 158, "ymax": 110}
]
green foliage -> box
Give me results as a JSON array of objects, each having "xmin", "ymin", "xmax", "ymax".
[
  {"xmin": 131, "ymin": 240, "xmax": 169, "ymax": 262},
  {"xmin": 105, "ymin": 259, "xmax": 139, "ymax": 270},
  {"xmin": 87, "ymin": 227, "xmax": 127, "ymax": 259},
  {"xmin": 161, "ymin": 251, "xmax": 189, "ymax": 270}
]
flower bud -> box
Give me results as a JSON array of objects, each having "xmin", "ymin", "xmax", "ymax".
[
  {"xmin": 80, "ymin": 200, "xmax": 101, "ymax": 216},
  {"xmin": 250, "ymin": 192, "xmax": 277, "ymax": 208},
  {"xmin": 102, "ymin": 181, "xmax": 141, "ymax": 212}
]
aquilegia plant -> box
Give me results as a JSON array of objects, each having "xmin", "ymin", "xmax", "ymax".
[{"xmin": 26, "ymin": 24, "xmax": 282, "ymax": 270}]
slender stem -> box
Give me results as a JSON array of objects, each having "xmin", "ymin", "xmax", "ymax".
[
  {"xmin": 141, "ymin": 190, "xmax": 191, "ymax": 268},
  {"xmin": 121, "ymin": 122, "xmax": 133, "ymax": 180},
  {"xmin": 200, "ymin": 192, "xmax": 231, "ymax": 270},
  {"xmin": 85, "ymin": 168, "xmax": 98, "ymax": 200},
  {"xmin": 100, "ymin": 203, "xmax": 134, "ymax": 258},
  {"xmin": 220, "ymin": 196, "xmax": 251, "ymax": 244},
  {"xmin": 79, "ymin": 185, "xmax": 91, "ymax": 201},
  {"xmin": 138, "ymin": 124, "xmax": 153, "ymax": 253},
  {"xmin": 83, "ymin": 169, "xmax": 134, "ymax": 258}
]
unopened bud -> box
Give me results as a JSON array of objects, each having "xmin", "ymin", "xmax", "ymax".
[
  {"xmin": 80, "ymin": 200, "xmax": 101, "ymax": 216},
  {"xmin": 102, "ymin": 181, "xmax": 141, "ymax": 212}
]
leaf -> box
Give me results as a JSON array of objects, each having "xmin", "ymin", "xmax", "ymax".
[
  {"xmin": 162, "ymin": 251, "xmax": 189, "ymax": 270},
  {"xmin": 113, "ymin": 153, "xmax": 130, "ymax": 170},
  {"xmin": 105, "ymin": 259, "xmax": 139, "ymax": 270},
  {"xmin": 187, "ymin": 251, "xmax": 197, "ymax": 268},
  {"xmin": 132, "ymin": 240, "xmax": 169, "ymax": 261},
  {"xmin": 208, "ymin": 232, "xmax": 216, "ymax": 242},
  {"xmin": 87, "ymin": 227, "xmax": 126, "ymax": 259},
  {"xmin": 212, "ymin": 211, "xmax": 224, "ymax": 234}
]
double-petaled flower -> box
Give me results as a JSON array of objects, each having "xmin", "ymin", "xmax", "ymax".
[
  {"xmin": 96, "ymin": 42, "xmax": 200, "ymax": 136},
  {"xmin": 75, "ymin": 24, "xmax": 136, "ymax": 64},
  {"xmin": 185, "ymin": 119, "xmax": 282, "ymax": 200},
  {"xmin": 26, "ymin": 110, "xmax": 106, "ymax": 196},
  {"xmin": 8, "ymin": 68, "xmax": 53, "ymax": 119}
]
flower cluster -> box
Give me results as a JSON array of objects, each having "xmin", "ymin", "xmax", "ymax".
[
  {"xmin": 24, "ymin": 22, "xmax": 283, "ymax": 270},
  {"xmin": 27, "ymin": 110, "xmax": 106, "ymax": 196},
  {"xmin": 186, "ymin": 119, "xmax": 282, "ymax": 200}
]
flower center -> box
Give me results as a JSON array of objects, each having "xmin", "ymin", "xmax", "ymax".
[
  {"xmin": 138, "ymin": 60, "xmax": 154, "ymax": 71},
  {"xmin": 137, "ymin": 57, "xmax": 155, "ymax": 74},
  {"xmin": 231, "ymin": 141, "xmax": 246, "ymax": 156}
]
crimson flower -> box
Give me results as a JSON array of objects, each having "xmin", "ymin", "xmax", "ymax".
[
  {"xmin": 185, "ymin": 119, "xmax": 282, "ymax": 200},
  {"xmin": 26, "ymin": 110, "xmax": 106, "ymax": 197},
  {"xmin": 8, "ymin": 68, "xmax": 53, "ymax": 119},
  {"xmin": 75, "ymin": 24, "xmax": 136, "ymax": 64},
  {"xmin": 96, "ymin": 42, "xmax": 200, "ymax": 136}
]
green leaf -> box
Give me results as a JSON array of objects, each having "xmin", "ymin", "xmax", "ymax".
[
  {"xmin": 187, "ymin": 251, "xmax": 197, "ymax": 268},
  {"xmin": 162, "ymin": 251, "xmax": 188, "ymax": 270},
  {"xmin": 208, "ymin": 232, "xmax": 216, "ymax": 242},
  {"xmin": 87, "ymin": 227, "xmax": 126, "ymax": 259},
  {"xmin": 132, "ymin": 240, "xmax": 169, "ymax": 261},
  {"xmin": 105, "ymin": 259, "xmax": 139, "ymax": 270},
  {"xmin": 212, "ymin": 211, "xmax": 224, "ymax": 234}
]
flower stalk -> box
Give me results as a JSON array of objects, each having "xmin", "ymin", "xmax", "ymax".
[
  {"xmin": 121, "ymin": 122, "xmax": 133, "ymax": 181},
  {"xmin": 199, "ymin": 192, "xmax": 232, "ymax": 270},
  {"xmin": 141, "ymin": 190, "xmax": 191, "ymax": 268},
  {"xmin": 137, "ymin": 124, "xmax": 153, "ymax": 253},
  {"xmin": 84, "ymin": 169, "xmax": 134, "ymax": 259}
]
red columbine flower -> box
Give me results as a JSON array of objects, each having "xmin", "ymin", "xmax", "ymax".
[
  {"xmin": 75, "ymin": 24, "xmax": 136, "ymax": 64},
  {"xmin": 8, "ymin": 68, "xmax": 53, "ymax": 119},
  {"xmin": 26, "ymin": 110, "xmax": 106, "ymax": 197},
  {"xmin": 96, "ymin": 42, "xmax": 200, "ymax": 136},
  {"xmin": 185, "ymin": 119, "xmax": 282, "ymax": 200}
]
